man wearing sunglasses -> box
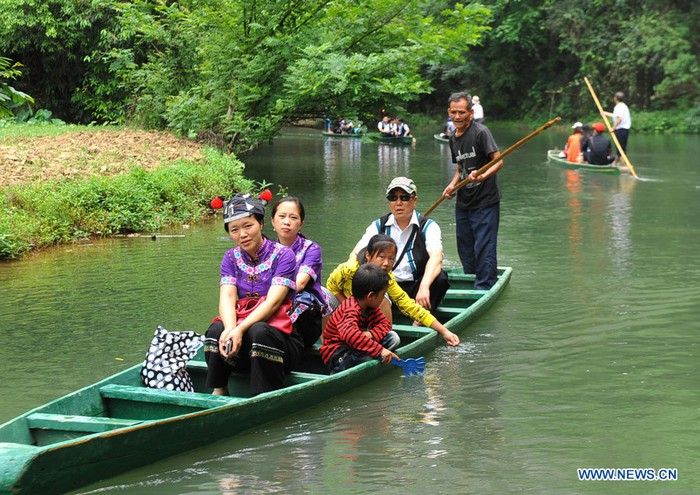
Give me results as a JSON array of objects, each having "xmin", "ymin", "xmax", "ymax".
[
  {"xmin": 442, "ymin": 92, "xmax": 503, "ymax": 290},
  {"xmin": 352, "ymin": 176, "xmax": 449, "ymax": 312}
]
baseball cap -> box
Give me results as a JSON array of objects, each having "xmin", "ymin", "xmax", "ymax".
[
  {"xmin": 385, "ymin": 177, "xmax": 417, "ymax": 195},
  {"xmin": 593, "ymin": 122, "xmax": 605, "ymax": 132},
  {"xmin": 572, "ymin": 122, "xmax": 583, "ymax": 129}
]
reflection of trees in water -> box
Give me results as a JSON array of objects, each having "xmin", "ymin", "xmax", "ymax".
[
  {"xmin": 322, "ymin": 137, "xmax": 365, "ymax": 206},
  {"xmin": 607, "ymin": 177, "xmax": 636, "ymax": 273},
  {"xmin": 564, "ymin": 170, "xmax": 584, "ymax": 265},
  {"xmin": 323, "ymin": 137, "xmax": 364, "ymax": 174},
  {"xmin": 377, "ymin": 143, "xmax": 411, "ymax": 180},
  {"xmin": 439, "ymin": 141, "xmax": 453, "ymax": 168},
  {"xmin": 561, "ymin": 170, "xmax": 636, "ymax": 288}
]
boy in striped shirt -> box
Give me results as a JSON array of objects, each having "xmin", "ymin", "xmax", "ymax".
[{"xmin": 320, "ymin": 264, "xmax": 400, "ymax": 373}]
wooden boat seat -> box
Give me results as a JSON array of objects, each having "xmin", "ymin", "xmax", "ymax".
[
  {"xmin": 185, "ymin": 359, "xmax": 329, "ymax": 386},
  {"xmin": 99, "ymin": 384, "xmax": 243, "ymax": 409},
  {"xmin": 444, "ymin": 289, "xmax": 488, "ymax": 300},
  {"xmin": 392, "ymin": 324, "xmax": 433, "ymax": 339},
  {"xmin": 435, "ymin": 306, "xmax": 464, "ymax": 316},
  {"xmin": 26, "ymin": 413, "xmax": 143, "ymax": 433}
]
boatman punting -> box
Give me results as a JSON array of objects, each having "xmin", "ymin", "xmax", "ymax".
[{"xmin": 442, "ymin": 91, "xmax": 503, "ymax": 291}]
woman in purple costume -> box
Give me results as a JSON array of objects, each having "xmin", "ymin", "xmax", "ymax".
[
  {"xmin": 271, "ymin": 197, "xmax": 333, "ymax": 348},
  {"xmin": 204, "ymin": 193, "xmax": 304, "ymax": 396}
]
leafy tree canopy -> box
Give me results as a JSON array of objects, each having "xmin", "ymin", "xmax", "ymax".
[{"xmin": 1, "ymin": 0, "xmax": 699, "ymax": 147}]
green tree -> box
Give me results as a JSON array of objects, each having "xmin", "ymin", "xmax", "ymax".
[
  {"xmin": 435, "ymin": 0, "xmax": 700, "ymax": 121},
  {"xmin": 0, "ymin": 56, "xmax": 33, "ymax": 118},
  {"xmin": 0, "ymin": 0, "xmax": 120, "ymax": 121},
  {"xmin": 98, "ymin": 0, "xmax": 492, "ymax": 151}
]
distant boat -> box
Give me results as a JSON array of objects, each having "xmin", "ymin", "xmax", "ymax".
[
  {"xmin": 547, "ymin": 150, "xmax": 621, "ymax": 175},
  {"xmin": 434, "ymin": 133, "xmax": 449, "ymax": 143},
  {"xmin": 322, "ymin": 131, "xmax": 363, "ymax": 138},
  {"xmin": 368, "ymin": 134, "xmax": 414, "ymax": 145}
]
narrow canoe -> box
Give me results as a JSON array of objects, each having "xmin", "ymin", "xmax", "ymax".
[
  {"xmin": 434, "ymin": 133, "xmax": 449, "ymax": 143},
  {"xmin": 547, "ymin": 149, "xmax": 621, "ymax": 174},
  {"xmin": 368, "ymin": 134, "xmax": 414, "ymax": 145},
  {"xmin": 321, "ymin": 131, "xmax": 363, "ymax": 138},
  {"xmin": 0, "ymin": 266, "xmax": 511, "ymax": 495}
]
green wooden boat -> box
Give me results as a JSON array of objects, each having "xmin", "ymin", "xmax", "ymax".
[
  {"xmin": 321, "ymin": 131, "xmax": 363, "ymax": 138},
  {"xmin": 0, "ymin": 267, "xmax": 511, "ymax": 495},
  {"xmin": 434, "ymin": 133, "xmax": 449, "ymax": 143},
  {"xmin": 547, "ymin": 149, "xmax": 621, "ymax": 174},
  {"xmin": 368, "ymin": 134, "xmax": 414, "ymax": 145}
]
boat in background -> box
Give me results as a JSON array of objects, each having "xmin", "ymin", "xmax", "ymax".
[
  {"xmin": 547, "ymin": 150, "xmax": 622, "ymax": 175},
  {"xmin": 368, "ymin": 134, "xmax": 414, "ymax": 145},
  {"xmin": 434, "ymin": 133, "xmax": 449, "ymax": 143},
  {"xmin": 322, "ymin": 131, "xmax": 363, "ymax": 138},
  {"xmin": 0, "ymin": 267, "xmax": 511, "ymax": 495}
]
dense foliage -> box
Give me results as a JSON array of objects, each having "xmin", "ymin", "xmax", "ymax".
[
  {"xmin": 440, "ymin": 0, "xmax": 700, "ymax": 128},
  {"xmin": 1, "ymin": 0, "xmax": 699, "ymax": 149}
]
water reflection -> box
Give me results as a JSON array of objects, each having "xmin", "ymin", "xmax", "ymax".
[
  {"xmin": 607, "ymin": 176, "xmax": 637, "ymax": 271},
  {"xmin": 376, "ymin": 142, "xmax": 412, "ymax": 179},
  {"xmin": 323, "ymin": 137, "xmax": 363, "ymax": 171}
]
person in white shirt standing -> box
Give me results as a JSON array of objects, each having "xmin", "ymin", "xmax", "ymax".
[
  {"xmin": 604, "ymin": 91, "xmax": 631, "ymax": 167},
  {"xmin": 472, "ymin": 95, "xmax": 485, "ymax": 124}
]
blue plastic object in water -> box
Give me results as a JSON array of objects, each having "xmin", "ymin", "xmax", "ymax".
[{"xmin": 390, "ymin": 357, "xmax": 425, "ymax": 376}]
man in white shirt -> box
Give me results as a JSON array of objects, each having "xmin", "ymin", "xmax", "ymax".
[
  {"xmin": 605, "ymin": 91, "xmax": 631, "ymax": 167},
  {"xmin": 352, "ymin": 177, "xmax": 449, "ymax": 311},
  {"xmin": 472, "ymin": 95, "xmax": 485, "ymax": 124},
  {"xmin": 377, "ymin": 116, "xmax": 393, "ymax": 136}
]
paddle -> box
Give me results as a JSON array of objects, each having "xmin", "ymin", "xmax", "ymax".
[
  {"xmin": 583, "ymin": 76, "xmax": 639, "ymax": 179},
  {"xmin": 423, "ymin": 117, "xmax": 561, "ymax": 217},
  {"xmin": 390, "ymin": 356, "xmax": 426, "ymax": 376}
]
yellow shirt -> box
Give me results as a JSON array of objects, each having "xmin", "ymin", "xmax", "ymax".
[{"xmin": 326, "ymin": 259, "xmax": 436, "ymax": 328}]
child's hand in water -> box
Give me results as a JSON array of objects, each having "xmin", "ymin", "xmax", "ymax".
[{"xmin": 379, "ymin": 348, "xmax": 399, "ymax": 365}]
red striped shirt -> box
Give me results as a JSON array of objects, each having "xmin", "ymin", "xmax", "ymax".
[{"xmin": 320, "ymin": 296, "xmax": 393, "ymax": 364}]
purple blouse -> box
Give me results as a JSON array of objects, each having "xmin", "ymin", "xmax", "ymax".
[
  {"xmin": 288, "ymin": 235, "xmax": 333, "ymax": 319},
  {"xmin": 220, "ymin": 238, "xmax": 296, "ymax": 298}
]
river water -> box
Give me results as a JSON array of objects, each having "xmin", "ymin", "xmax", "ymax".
[{"xmin": 1, "ymin": 125, "xmax": 699, "ymax": 494}]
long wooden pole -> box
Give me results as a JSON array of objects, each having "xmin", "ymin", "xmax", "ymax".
[
  {"xmin": 583, "ymin": 76, "xmax": 639, "ymax": 179},
  {"xmin": 423, "ymin": 116, "xmax": 561, "ymax": 217}
]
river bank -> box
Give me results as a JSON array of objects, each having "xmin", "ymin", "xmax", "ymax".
[{"xmin": 0, "ymin": 124, "xmax": 252, "ymax": 260}]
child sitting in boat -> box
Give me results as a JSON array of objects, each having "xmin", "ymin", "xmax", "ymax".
[
  {"xmin": 320, "ymin": 263, "xmax": 400, "ymax": 373},
  {"xmin": 326, "ymin": 234, "xmax": 460, "ymax": 346}
]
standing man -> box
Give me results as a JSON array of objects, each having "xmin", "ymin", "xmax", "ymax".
[
  {"xmin": 604, "ymin": 91, "xmax": 631, "ymax": 167},
  {"xmin": 353, "ymin": 176, "xmax": 449, "ymax": 312},
  {"xmin": 442, "ymin": 92, "xmax": 503, "ymax": 290},
  {"xmin": 471, "ymin": 95, "xmax": 485, "ymax": 124}
]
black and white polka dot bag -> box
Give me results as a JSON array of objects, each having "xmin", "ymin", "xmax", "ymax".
[{"xmin": 141, "ymin": 326, "xmax": 203, "ymax": 392}]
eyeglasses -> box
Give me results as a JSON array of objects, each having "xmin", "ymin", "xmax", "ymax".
[{"xmin": 387, "ymin": 193, "xmax": 414, "ymax": 202}]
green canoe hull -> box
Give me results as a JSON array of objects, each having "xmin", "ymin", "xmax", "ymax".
[
  {"xmin": 368, "ymin": 134, "xmax": 414, "ymax": 145},
  {"xmin": 321, "ymin": 131, "xmax": 363, "ymax": 138},
  {"xmin": 0, "ymin": 267, "xmax": 511, "ymax": 495},
  {"xmin": 547, "ymin": 150, "xmax": 621, "ymax": 174}
]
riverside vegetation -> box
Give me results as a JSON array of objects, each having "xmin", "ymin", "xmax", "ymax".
[{"xmin": 0, "ymin": 124, "xmax": 253, "ymax": 260}]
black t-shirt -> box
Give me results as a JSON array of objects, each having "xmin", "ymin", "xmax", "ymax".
[
  {"xmin": 449, "ymin": 122, "xmax": 501, "ymax": 210},
  {"xmin": 585, "ymin": 134, "xmax": 614, "ymax": 165}
]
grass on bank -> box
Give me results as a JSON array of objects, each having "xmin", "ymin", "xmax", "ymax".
[
  {"xmin": 0, "ymin": 121, "xmax": 99, "ymax": 139},
  {"xmin": 0, "ymin": 147, "xmax": 253, "ymax": 260}
]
